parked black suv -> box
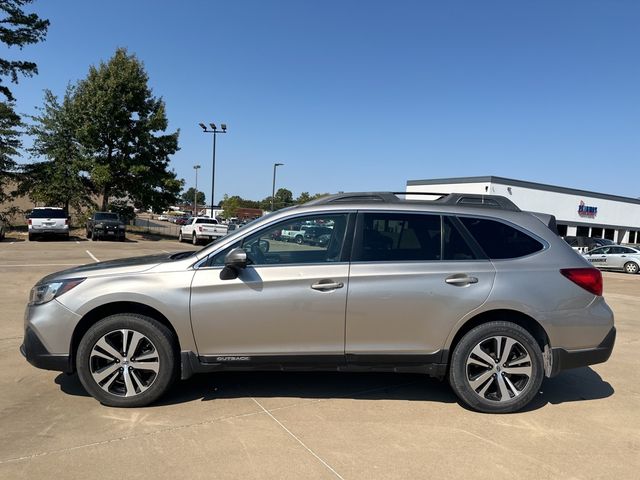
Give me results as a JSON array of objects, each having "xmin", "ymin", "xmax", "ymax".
[{"xmin": 86, "ymin": 212, "xmax": 126, "ymax": 241}]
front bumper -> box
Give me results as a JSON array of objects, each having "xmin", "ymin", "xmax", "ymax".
[
  {"xmin": 20, "ymin": 327, "xmax": 72, "ymax": 373},
  {"xmin": 550, "ymin": 327, "xmax": 616, "ymax": 377}
]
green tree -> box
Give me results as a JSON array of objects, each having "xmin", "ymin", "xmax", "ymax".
[
  {"xmin": 0, "ymin": 0, "xmax": 49, "ymax": 204},
  {"xmin": 220, "ymin": 193, "xmax": 241, "ymax": 219},
  {"xmin": 274, "ymin": 187, "xmax": 293, "ymax": 209},
  {"xmin": 295, "ymin": 191, "xmax": 312, "ymax": 204},
  {"xmin": 74, "ymin": 48, "xmax": 182, "ymax": 212},
  {"xmin": 181, "ymin": 187, "xmax": 205, "ymax": 206},
  {"xmin": 0, "ymin": 101, "xmax": 20, "ymax": 204},
  {"xmin": 16, "ymin": 87, "xmax": 95, "ymax": 212}
]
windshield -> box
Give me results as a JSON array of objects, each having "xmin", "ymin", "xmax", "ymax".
[{"xmin": 95, "ymin": 213, "xmax": 120, "ymax": 221}]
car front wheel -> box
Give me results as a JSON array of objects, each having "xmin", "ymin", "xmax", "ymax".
[
  {"xmin": 76, "ymin": 314, "xmax": 178, "ymax": 407},
  {"xmin": 192, "ymin": 234, "xmax": 198, "ymax": 245},
  {"xmin": 448, "ymin": 321, "xmax": 543, "ymax": 413}
]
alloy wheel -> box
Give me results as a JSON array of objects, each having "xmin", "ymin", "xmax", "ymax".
[
  {"xmin": 465, "ymin": 335, "xmax": 533, "ymax": 403},
  {"xmin": 89, "ymin": 329, "xmax": 160, "ymax": 398}
]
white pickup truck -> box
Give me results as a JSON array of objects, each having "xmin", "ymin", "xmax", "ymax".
[{"xmin": 178, "ymin": 217, "xmax": 228, "ymax": 245}]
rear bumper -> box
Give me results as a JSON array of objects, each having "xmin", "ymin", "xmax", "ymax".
[
  {"xmin": 29, "ymin": 229, "xmax": 69, "ymax": 236},
  {"xmin": 20, "ymin": 327, "xmax": 72, "ymax": 373},
  {"xmin": 550, "ymin": 327, "xmax": 616, "ymax": 377}
]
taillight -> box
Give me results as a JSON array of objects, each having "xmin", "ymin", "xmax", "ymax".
[
  {"xmin": 28, "ymin": 219, "xmax": 32, "ymax": 225},
  {"xmin": 198, "ymin": 226, "xmax": 202, "ymax": 232},
  {"xmin": 560, "ymin": 268, "xmax": 603, "ymax": 296},
  {"xmin": 65, "ymin": 218, "xmax": 69, "ymax": 225}
]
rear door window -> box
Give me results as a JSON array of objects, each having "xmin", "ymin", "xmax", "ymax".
[
  {"xmin": 459, "ymin": 217, "xmax": 544, "ymax": 259},
  {"xmin": 354, "ymin": 213, "xmax": 441, "ymax": 262}
]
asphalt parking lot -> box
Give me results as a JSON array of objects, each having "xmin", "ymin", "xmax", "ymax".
[{"xmin": 0, "ymin": 234, "xmax": 638, "ymax": 479}]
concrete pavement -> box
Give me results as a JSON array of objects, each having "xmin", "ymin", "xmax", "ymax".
[{"xmin": 0, "ymin": 234, "xmax": 638, "ymax": 479}]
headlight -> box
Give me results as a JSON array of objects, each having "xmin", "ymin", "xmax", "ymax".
[{"xmin": 29, "ymin": 278, "xmax": 85, "ymax": 305}]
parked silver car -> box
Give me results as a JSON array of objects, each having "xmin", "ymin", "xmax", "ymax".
[
  {"xmin": 584, "ymin": 245, "xmax": 640, "ymax": 274},
  {"xmin": 21, "ymin": 192, "xmax": 615, "ymax": 413}
]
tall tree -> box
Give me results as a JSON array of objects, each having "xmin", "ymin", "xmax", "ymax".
[
  {"xmin": 274, "ymin": 187, "xmax": 293, "ymax": 209},
  {"xmin": 16, "ymin": 87, "xmax": 94, "ymax": 212},
  {"xmin": 181, "ymin": 187, "xmax": 205, "ymax": 206},
  {"xmin": 0, "ymin": 101, "xmax": 20, "ymax": 204},
  {"xmin": 0, "ymin": 0, "xmax": 49, "ymax": 204},
  {"xmin": 74, "ymin": 48, "xmax": 182, "ymax": 211}
]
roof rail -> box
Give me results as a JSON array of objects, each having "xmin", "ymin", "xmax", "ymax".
[{"xmin": 305, "ymin": 191, "xmax": 520, "ymax": 211}]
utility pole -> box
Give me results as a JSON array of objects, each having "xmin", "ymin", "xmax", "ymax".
[
  {"xmin": 199, "ymin": 122, "xmax": 227, "ymax": 217},
  {"xmin": 271, "ymin": 163, "xmax": 284, "ymax": 211},
  {"xmin": 193, "ymin": 164, "xmax": 201, "ymax": 216}
]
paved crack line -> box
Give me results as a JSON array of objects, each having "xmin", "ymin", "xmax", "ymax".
[
  {"xmin": 85, "ymin": 250, "xmax": 99, "ymax": 262},
  {"xmin": 252, "ymin": 397, "xmax": 345, "ymax": 480}
]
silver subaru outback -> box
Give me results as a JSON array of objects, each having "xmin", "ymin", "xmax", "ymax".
[{"xmin": 21, "ymin": 192, "xmax": 615, "ymax": 413}]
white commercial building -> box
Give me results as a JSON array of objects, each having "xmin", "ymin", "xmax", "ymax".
[{"xmin": 406, "ymin": 176, "xmax": 640, "ymax": 244}]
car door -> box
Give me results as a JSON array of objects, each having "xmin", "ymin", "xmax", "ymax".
[
  {"xmin": 190, "ymin": 212, "xmax": 352, "ymax": 359},
  {"xmin": 586, "ymin": 247, "xmax": 610, "ymax": 268},
  {"xmin": 607, "ymin": 246, "xmax": 631, "ymax": 269},
  {"xmin": 345, "ymin": 212, "xmax": 495, "ymax": 361}
]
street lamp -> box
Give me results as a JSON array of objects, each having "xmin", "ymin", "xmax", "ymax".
[
  {"xmin": 193, "ymin": 164, "xmax": 201, "ymax": 216},
  {"xmin": 271, "ymin": 163, "xmax": 284, "ymax": 211},
  {"xmin": 199, "ymin": 122, "xmax": 227, "ymax": 216}
]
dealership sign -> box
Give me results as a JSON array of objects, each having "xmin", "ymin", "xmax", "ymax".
[{"xmin": 578, "ymin": 200, "xmax": 598, "ymax": 218}]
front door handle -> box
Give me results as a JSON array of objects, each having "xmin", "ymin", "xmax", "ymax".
[
  {"xmin": 311, "ymin": 280, "xmax": 344, "ymax": 291},
  {"xmin": 445, "ymin": 275, "xmax": 478, "ymax": 286}
]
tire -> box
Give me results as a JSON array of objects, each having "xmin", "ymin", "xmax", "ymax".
[
  {"xmin": 28, "ymin": 233, "xmax": 34, "ymax": 241},
  {"xmin": 192, "ymin": 233, "xmax": 198, "ymax": 246},
  {"xmin": 91, "ymin": 229, "xmax": 98, "ymax": 241},
  {"xmin": 119, "ymin": 235, "xmax": 126, "ymax": 242},
  {"xmin": 178, "ymin": 231, "xmax": 183, "ymax": 242},
  {"xmin": 295, "ymin": 235, "xmax": 303, "ymax": 244},
  {"xmin": 86, "ymin": 229, "xmax": 92, "ymax": 239},
  {"xmin": 76, "ymin": 314, "xmax": 179, "ymax": 407},
  {"xmin": 448, "ymin": 321, "xmax": 543, "ymax": 413},
  {"xmin": 624, "ymin": 261, "xmax": 639, "ymax": 274}
]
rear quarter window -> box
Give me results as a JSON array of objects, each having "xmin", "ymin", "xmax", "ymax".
[{"xmin": 459, "ymin": 217, "xmax": 544, "ymax": 259}]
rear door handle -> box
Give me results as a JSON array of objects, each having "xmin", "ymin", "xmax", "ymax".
[
  {"xmin": 445, "ymin": 275, "xmax": 478, "ymax": 286},
  {"xmin": 311, "ymin": 280, "xmax": 344, "ymax": 291}
]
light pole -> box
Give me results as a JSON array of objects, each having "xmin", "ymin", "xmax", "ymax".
[
  {"xmin": 199, "ymin": 122, "xmax": 227, "ymax": 216},
  {"xmin": 193, "ymin": 164, "xmax": 201, "ymax": 216},
  {"xmin": 271, "ymin": 163, "xmax": 284, "ymax": 211}
]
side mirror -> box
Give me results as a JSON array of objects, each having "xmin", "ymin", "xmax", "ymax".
[
  {"xmin": 220, "ymin": 248, "xmax": 247, "ymax": 280},
  {"xmin": 258, "ymin": 239, "xmax": 270, "ymax": 253}
]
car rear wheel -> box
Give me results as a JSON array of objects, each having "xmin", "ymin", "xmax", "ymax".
[
  {"xmin": 624, "ymin": 261, "xmax": 639, "ymax": 274},
  {"xmin": 76, "ymin": 314, "xmax": 178, "ymax": 407},
  {"xmin": 295, "ymin": 235, "xmax": 303, "ymax": 244},
  {"xmin": 178, "ymin": 231, "xmax": 183, "ymax": 242},
  {"xmin": 449, "ymin": 321, "xmax": 543, "ymax": 413},
  {"xmin": 192, "ymin": 233, "xmax": 198, "ymax": 245}
]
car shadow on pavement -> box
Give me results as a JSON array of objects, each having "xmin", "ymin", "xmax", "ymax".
[
  {"xmin": 523, "ymin": 367, "xmax": 614, "ymax": 412},
  {"xmin": 55, "ymin": 371, "xmax": 457, "ymax": 405},
  {"xmin": 54, "ymin": 367, "xmax": 614, "ymax": 410}
]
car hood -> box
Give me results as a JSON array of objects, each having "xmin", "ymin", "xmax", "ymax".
[{"xmin": 37, "ymin": 252, "xmax": 189, "ymax": 284}]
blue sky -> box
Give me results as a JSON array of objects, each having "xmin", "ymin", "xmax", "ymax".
[{"xmin": 7, "ymin": 0, "xmax": 640, "ymax": 203}]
